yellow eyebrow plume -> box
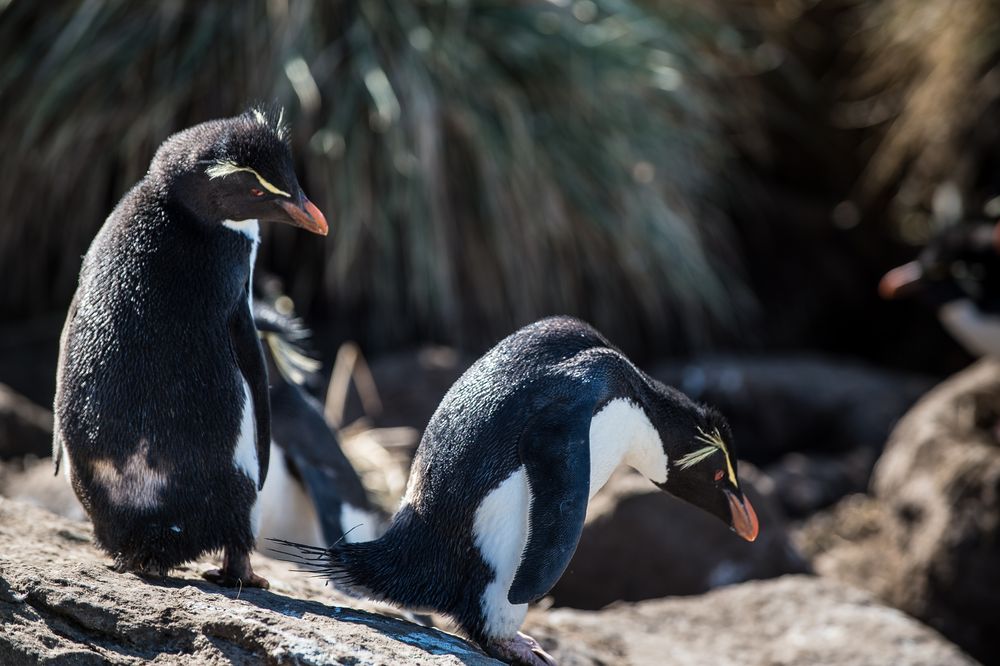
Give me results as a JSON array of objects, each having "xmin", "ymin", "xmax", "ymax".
[
  {"xmin": 205, "ymin": 161, "xmax": 291, "ymax": 197},
  {"xmin": 686, "ymin": 426, "xmax": 738, "ymax": 486}
]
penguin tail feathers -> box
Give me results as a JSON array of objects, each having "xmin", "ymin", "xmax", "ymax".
[{"xmin": 267, "ymin": 538, "xmax": 391, "ymax": 602}]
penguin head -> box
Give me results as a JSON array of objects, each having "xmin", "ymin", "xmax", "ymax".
[
  {"xmin": 150, "ymin": 107, "xmax": 328, "ymax": 235},
  {"xmin": 880, "ymin": 221, "xmax": 1000, "ymax": 312},
  {"xmin": 652, "ymin": 399, "xmax": 758, "ymax": 542}
]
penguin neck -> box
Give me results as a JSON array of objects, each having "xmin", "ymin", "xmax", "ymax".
[{"xmin": 587, "ymin": 397, "xmax": 667, "ymax": 499}]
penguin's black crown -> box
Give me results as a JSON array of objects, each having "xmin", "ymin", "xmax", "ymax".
[{"xmin": 149, "ymin": 107, "xmax": 327, "ymax": 235}]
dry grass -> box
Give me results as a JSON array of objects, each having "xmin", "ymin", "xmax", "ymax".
[{"xmin": 846, "ymin": 0, "xmax": 1000, "ymax": 240}]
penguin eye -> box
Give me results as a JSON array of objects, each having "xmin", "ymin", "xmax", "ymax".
[
  {"xmin": 250, "ymin": 187, "xmax": 265, "ymax": 198},
  {"xmin": 714, "ymin": 469, "xmax": 724, "ymax": 482}
]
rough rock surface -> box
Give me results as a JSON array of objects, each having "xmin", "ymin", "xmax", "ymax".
[
  {"xmin": 0, "ymin": 498, "xmax": 977, "ymax": 665},
  {"xmin": 525, "ymin": 576, "xmax": 976, "ymax": 666},
  {"xmin": 799, "ymin": 358, "xmax": 1000, "ymax": 663},
  {"xmin": 550, "ymin": 466, "xmax": 808, "ymax": 608},
  {"xmin": 0, "ymin": 383, "xmax": 52, "ymax": 460},
  {"xmin": 0, "ymin": 498, "xmax": 494, "ymax": 665}
]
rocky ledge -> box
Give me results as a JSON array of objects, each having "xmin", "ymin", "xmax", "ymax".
[{"xmin": 0, "ymin": 498, "xmax": 977, "ymax": 665}]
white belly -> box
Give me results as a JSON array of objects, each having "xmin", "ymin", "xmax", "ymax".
[
  {"xmin": 232, "ymin": 378, "xmax": 261, "ymax": 537},
  {"xmin": 257, "ymin": 443, "xmax": 324, "ymax": 548},
  {"xmin": 939, "ymin": 299, "xmax": 1000, "ymax": 357},
  {"xmin": 474, "ymin": 467, "xmax": 531, "ymax": 638}
]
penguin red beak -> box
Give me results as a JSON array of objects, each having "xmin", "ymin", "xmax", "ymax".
[
  {"xmin": 879, "ymin": 261, "xmax": 923, "ymax": 299},
  {"xmin": 277, "ymin": 198, "xmax": 328, "ymax": 236},
  {"xmin": 725, "ymin": 489, "xmax": 759, "ymax": 542}
]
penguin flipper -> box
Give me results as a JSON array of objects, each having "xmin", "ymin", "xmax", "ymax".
[
  {"xmin": 230, "ymin": 294, "xmax": 271, "ymax": 489},
  {"xmin": 286, "ymin": 453, "xmax": 349, "ymax": 545},
  {"xmin": 508, "ymin": 399, "xmax": 592, "ymax": 605},
  {"xmin": 53, "ymin": 290, "xmax": 80, "ymax": 476}
]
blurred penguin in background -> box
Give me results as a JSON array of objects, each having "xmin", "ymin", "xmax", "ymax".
[{"xmin": 254, "ymin": 300, "xmax": 383, "ymax": 548}]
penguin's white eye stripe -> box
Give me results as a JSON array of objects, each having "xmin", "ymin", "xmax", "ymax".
[{"xmin": 205, "ymin": 161, "xmax": 291, "ymax": 198}]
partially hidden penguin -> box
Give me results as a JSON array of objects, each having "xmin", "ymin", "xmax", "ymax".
[
  {"xmin": 881, "ymin": 220, "xmax": 1000, "ymax": 357},
  {"xmin": 53, "ymin": 108, "xmax": 328, "ymax": 588},
  {"xmin": 280, "ymin": 316, "xmax": 759, "ymax": 665},
  {"xmin": 253, "ymin": 300, "xmax": 383, "ymax": 548}
]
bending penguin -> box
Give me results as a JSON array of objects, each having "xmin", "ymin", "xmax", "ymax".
[
  {"xmin": 282, "ymin": 316, "xmax": 758, "ymax": 665},
  {"xmin": 253, "ymin": 301, "xmax": 382, "ymax": 548},
  {"xmin": 53, "ymin": 108, "xmax": 328, "ymax": 587},
  {"xmin": 881, "ymin": 220, "xmax": 1000, "ymax": 357}
]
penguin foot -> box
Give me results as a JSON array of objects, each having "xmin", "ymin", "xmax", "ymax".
[
  {"xmin": 202, "ymin": 550, "xmax": 270, "ymax": 589},
  {"xmin": 202, "ymin": 568, "xmax": 270, "ymax": 589},
  {"xmin": 485, "ymin": 632, "xmax": 557, "ymax": 666}
]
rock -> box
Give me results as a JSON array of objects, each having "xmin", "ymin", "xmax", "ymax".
[
  {"xmin": 0, "ymin": 455, "xmax": 85, "ymax": 521},
  {"xmin": 763, "ymin": 447, "xmax": 878, "ymax": 518},
  {"xmin": 549, "ymin": 465, "xmax": 809, "ymax": 609},
  {"xmin": 0, "ymin": 384, "xmax": 52, "ymax": 460},
  {"xmin": 0, "ymin": 499, "xmax": 977, "ymax": 665},
  {"xmin": 0, "ymin": 498, "xmax": 495, "ymax": 665},
  {"xmin": 798, "ymin": 358, "xmax": 1000, "ymax": 663},
  {"xmin": 525, "ymin": 576, "xmax": 977, "ymax": 666}
]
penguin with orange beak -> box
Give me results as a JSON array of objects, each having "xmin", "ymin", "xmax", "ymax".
[
  {"xmin": 53, "ymin": 108, "xmax": 328, "ymax": 588},
  {"xmin": 881, "ymin": 221, "xmax": 1000, "ymax": 357},
  {"xmin": 280, "ymin": 316, "xmax": 757, "ymax": 665}
]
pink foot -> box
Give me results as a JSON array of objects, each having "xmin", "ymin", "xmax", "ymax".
[{"xmin": 485, "ymin": 632, "xmax": 557, "ymax": 666}]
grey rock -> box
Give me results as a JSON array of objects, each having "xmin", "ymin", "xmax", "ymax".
[
  {"xmin": 526, "ymin": 576, "xmax": 978, "ymax": 666},
  {"xmin": 0, "ymin": 497, "xmax": 496, "ymax": 666},
  {"xmin": 799, "ymin": 358, "xmax": 1000, "ymax": 663}
]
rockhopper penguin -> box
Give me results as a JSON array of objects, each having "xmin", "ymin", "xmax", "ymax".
[
  {"xmin": 253, "ymin": 301, "xmax": 382, "ymax": 548},
  {"xmin": 53, "ymin": 108, "xmax": 328, "ymax": 587},
  {"xmin": 282, "ymin": 316, "xmax": 759, "ymax": 665},
  {"xmin": 881, "ymin": 221, "xmax": 1000, "ymax": 357}
]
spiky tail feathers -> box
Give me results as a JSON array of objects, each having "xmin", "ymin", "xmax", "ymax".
[{"xmin": 271, "ymin": 538, "xmax": 398, "ymax": 604}]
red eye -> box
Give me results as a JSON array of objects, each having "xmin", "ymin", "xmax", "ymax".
[
  {"xmin": 250, "ymin": 187, "xmax": 264, "ymax": 197},
  {"xmin": 714, "ymin": 470, "xmax": 725, "ymax": 482}
]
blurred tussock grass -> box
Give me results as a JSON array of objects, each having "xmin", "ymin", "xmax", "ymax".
[{"xmin": 0, "ymin": 0, "xmax": 769, "ymax": 352}]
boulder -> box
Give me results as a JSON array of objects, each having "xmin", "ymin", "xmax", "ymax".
[
  {"xmin": 525, "ymin": 576, "xmax": 977, "ymax": 666},
  {"xmin": 549, "ymin": 466, "xmax": 809, "ymax": 609},
  {"xmin": 0, "ymin": 384, "xmax": 52, "ymax": 460},
  {"xmin": 799, "ymin": 358, "xmax": 1000, "ymax": 663}
]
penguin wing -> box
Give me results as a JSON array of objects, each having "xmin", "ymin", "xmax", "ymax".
[
  {"xmin": 230, "ymin": 294, "xmax": 271, "ymax": 489},
  {"xmin": 53, "ymin": 290, "xmax": 80, "ymax": 475},
  {"xmin": 507, "ymin": 398, "xmax": 592, "ymax": 605},
  {"xmin": 285, "ymin": 454, "xmax": 349, "ymax": 545}
]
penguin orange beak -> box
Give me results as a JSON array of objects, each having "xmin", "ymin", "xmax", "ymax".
[
  {"xmin": 725, "ymin": 489, "xmax": 759, "ymax": 542},
  {"xmin": 277, "ymin": 198, "xmax": 328, "ymax": 236},
  {"xmin": 879, "ymin": 261, "xmax": 923, "ymax": 299}
]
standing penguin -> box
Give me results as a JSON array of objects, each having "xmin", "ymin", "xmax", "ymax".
[
  {"xmin": 881, "ymin": 220, "xmax": 1000, "ymax": 357},
  {"xmin": 282, "ymin": 316, "xmax": 758, "ymax": 665},
  {"xmin": 53, "ymin": 108, "xmax": 328, "ymax": 587},
  {"xmin": 253, "ymin": 301, "xmax": 382, "ymax": 548}
]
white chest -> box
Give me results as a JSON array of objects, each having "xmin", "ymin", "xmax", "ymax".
[
  {"xmin": 472, "ymin": 397, "xmax": 667, "ymax": 638},
  {"xmin": 939, "ymin": 299, "xmax": 1000, "ymax": 357}
]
